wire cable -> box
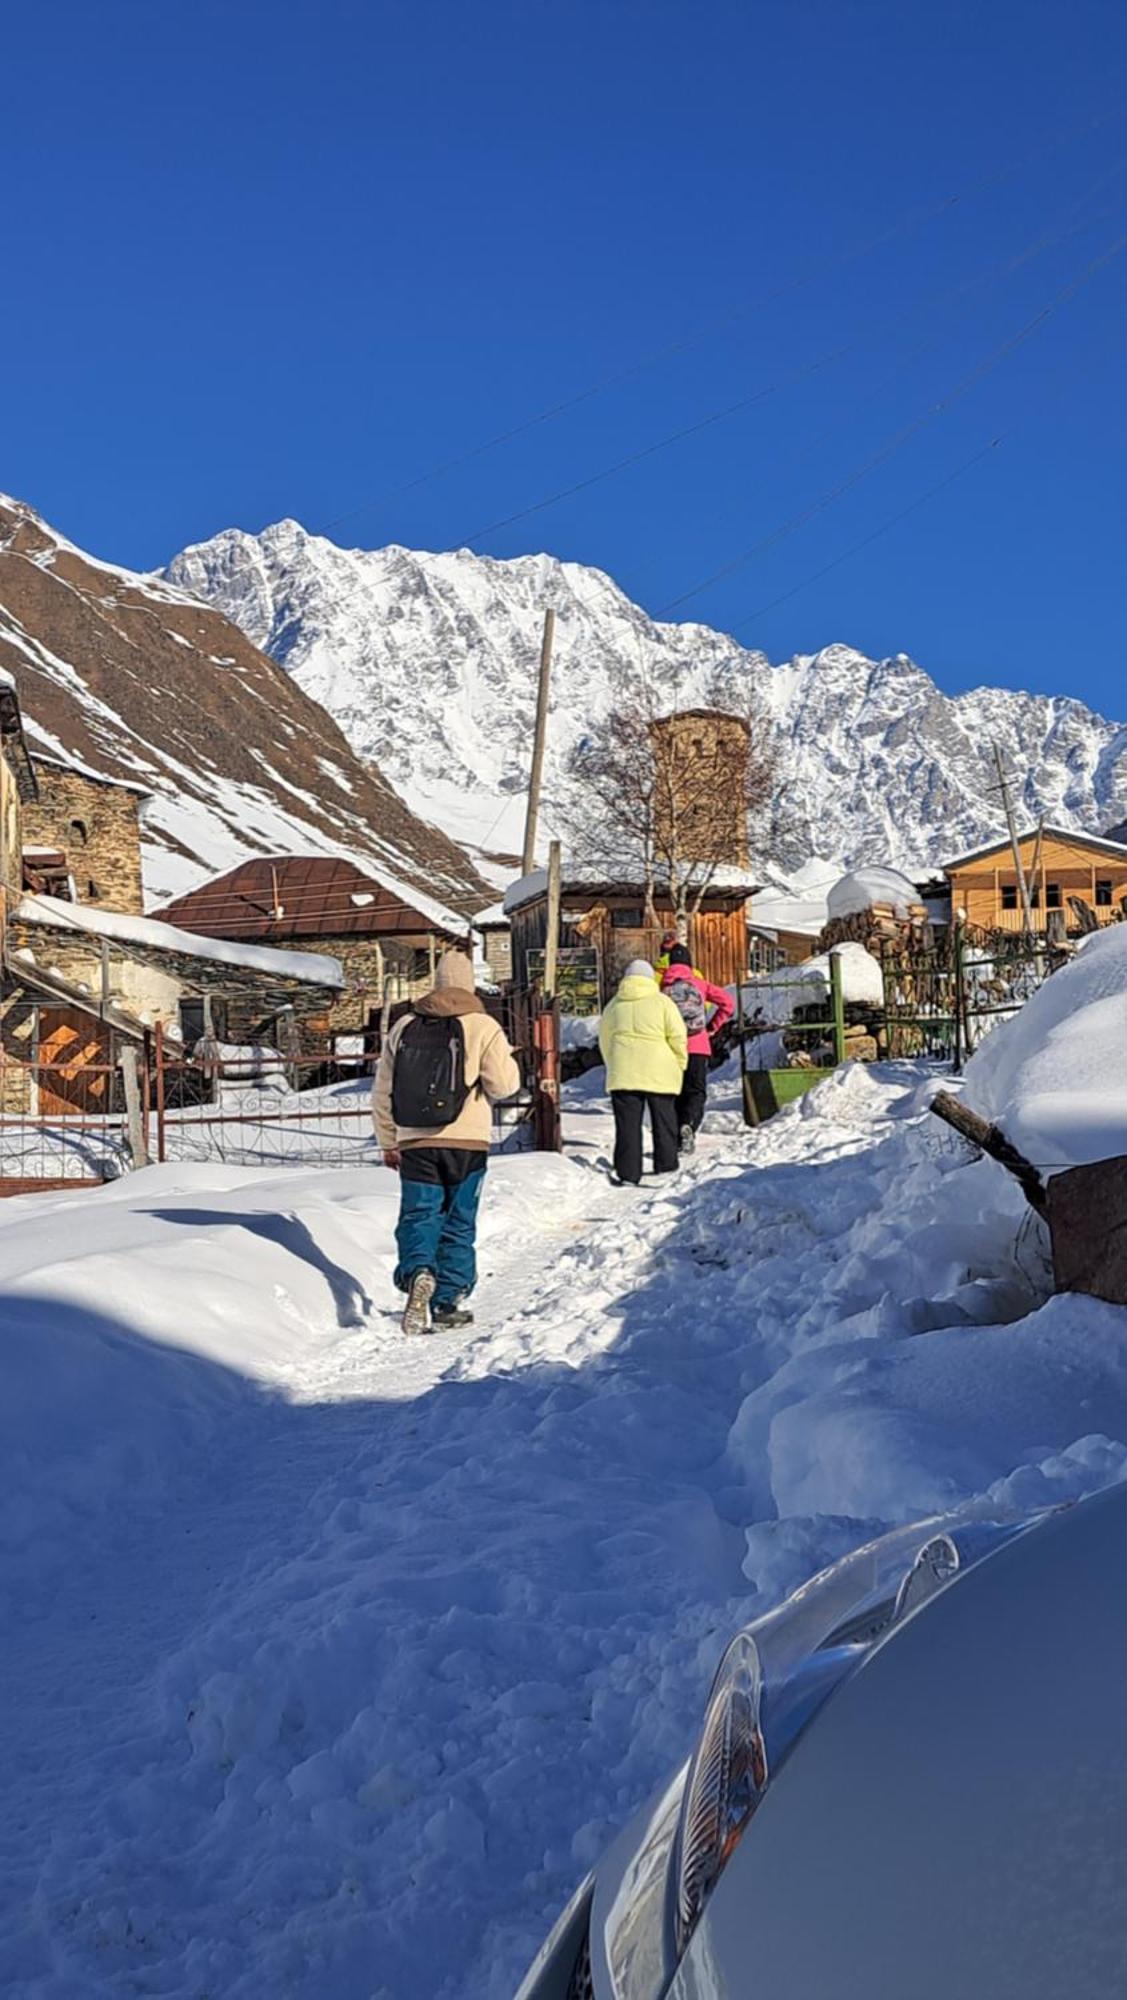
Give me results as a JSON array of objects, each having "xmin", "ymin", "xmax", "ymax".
[
  {"xmin": 657, "ymin": 229, "xmax": 1127, "ymax": 617},
  {"xmin": 318, "ymin": 104, "xmax": 1125, "ymax": 539}
]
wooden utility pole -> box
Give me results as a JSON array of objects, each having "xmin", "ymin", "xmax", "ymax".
[
  {"xmin": 544, "ymin": 839, "xmax": 562, "ymax": 997},
  {"xmin": 993, "ymin": 743, "xmax": 1036, "ymax": 938},
  {"xmin": 521, "ymin": 607, "xmax": 556, "ymax": 876}
]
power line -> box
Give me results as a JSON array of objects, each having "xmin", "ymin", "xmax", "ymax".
[
  {"xmin": 318, "ymin": 104, "xmax": 1124, "ymax": 540},
  {"xmin": 729, "ymin": 436, "xmax": 1006, "ymax": 631},
  {"xmin": 454, "ymin": 173, "xmax": 1123, "ymax": 554},
  {"xmin": 656, "ymin": 229, "xmax": 1127, "ymax": 617}
]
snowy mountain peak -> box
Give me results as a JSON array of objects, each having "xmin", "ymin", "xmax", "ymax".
[{"xmin": 166, "ymin": 523, "xmax": 1127, "ymax": 877}]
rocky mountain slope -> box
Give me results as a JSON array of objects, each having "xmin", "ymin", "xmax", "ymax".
[
  {"xmin": 0, "ymin": 499, "xmax": 490, "ymax": 918},
  {"xmin": 167, "ymin": 519, "xmax": 1127, "ymax": 878}
]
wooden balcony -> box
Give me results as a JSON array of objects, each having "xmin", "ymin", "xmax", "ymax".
[{"xmin": 990, "ymin": 901, "xmax": 1122, "ymax": 933}]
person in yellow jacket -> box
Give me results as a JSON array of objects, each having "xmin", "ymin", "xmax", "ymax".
[{"xmin": 598, "ymin": 959, "xmax": 688, "ymax": 1185}]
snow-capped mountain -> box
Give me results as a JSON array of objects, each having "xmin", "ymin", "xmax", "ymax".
[
  {"xmin": 0, "ymin": 498, "xmax": 490, "ymax": 916},
  {"xmin": 166, "ymin": 520, "xmax": 1127, "ymax": 879}
]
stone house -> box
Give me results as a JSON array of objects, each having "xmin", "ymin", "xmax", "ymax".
[
  {"xmin": 9, "ymin": 896, "xmax": 343, "ymax": 1062},
  {"xmin": 21, "ymin": 754, "xmax": 148, "ymax": 911}
]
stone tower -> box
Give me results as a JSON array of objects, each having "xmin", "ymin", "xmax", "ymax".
[{"xmin": 650, "ymin": 709, "xmax": 751, "ymax": 870}]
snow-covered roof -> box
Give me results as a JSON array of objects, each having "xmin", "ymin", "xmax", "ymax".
[
  {"xmin": 502, "ymin": 862, "xmax": 760, "ymax": 916},
  {"xmin": 944, "ymin": 825, "xmax": 1127, "ymax": 871},
  {"xmin": 16, "ymin": 896, "xmax": 344, "ymax": 988}
]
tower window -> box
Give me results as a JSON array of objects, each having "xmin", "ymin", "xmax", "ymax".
[
  {"xmin": 86, "ymin": 878, "xmax": 100, "ymax": 901},
  {"xmin": 70, "ymin": 818, "xmax": 89, "ymax": 846}
]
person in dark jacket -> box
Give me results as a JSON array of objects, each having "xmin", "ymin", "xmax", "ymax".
[
  {"xmin": 660, "ymin": 945, "xmax": 735, "ymax": 1153},
  {"xmin": 373, "ymin": 951, "xmax": 521, "ymax": 1334}
]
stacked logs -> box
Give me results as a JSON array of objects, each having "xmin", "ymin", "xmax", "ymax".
[{"xmin": 816, "ymin": 897, "xmax": 931, "ymax": 958}]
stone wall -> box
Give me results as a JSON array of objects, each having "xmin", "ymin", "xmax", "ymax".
[
  {"xmin": 23, "ymin": 766, "xmax": 145, "ymax": 913},
  {"xmin": 0, "ymin": 749, "xmax": 23, "ymax": 903},
  {"xmin": 651, "ymin": 710, "xmax": 751, "ymax": 869},
  {"xmin": 6, "ymin": 918, "xmax": 340, "ymax": 1053},
  {"xmin": 284, "ymin": 934, "xmax": 438, "ymax": 1027}
]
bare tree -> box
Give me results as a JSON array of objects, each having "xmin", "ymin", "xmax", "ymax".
[
  {"xmin": 559, "ymin": 663, "xmax": 777, "ymax": 928},
  {"xmin": 562, "ymin": 697, "xmax": 660, "ymax": 922}
]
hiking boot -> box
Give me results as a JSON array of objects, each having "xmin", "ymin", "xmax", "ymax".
[
  {"xmin": 432, "ymin": 1304, "xmax": 475, "ymax": 1330},
  {"xmin": 401, "ymin": 1269, "xmax": 436, "ymax": 1336},
  {"xmin": 679, "ymin": 1124, "xmax": 696, "ymax": 1156}
]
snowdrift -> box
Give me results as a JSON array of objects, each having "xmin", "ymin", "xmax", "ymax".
[
  {"xmin": 741, "ymin": 940, "xmax": 884, "ymax": 1022},
  {"xmin": 826, "ymin": 864, "xmax": 921, "ymax": 920},
  {"xmin": 964, "ymin": 923, "xmax": 1127, "ymax": 1174},
  {"xmin": 6, "ymin": 1056, "xmax": 1127, "ymax": 1998}
]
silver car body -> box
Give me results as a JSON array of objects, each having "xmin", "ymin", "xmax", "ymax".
[{"xmin": 518, "ymin": 1481, "xmax": 1127, "ymax": 2000}]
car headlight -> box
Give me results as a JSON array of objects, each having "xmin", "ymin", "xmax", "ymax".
[
  {"xmin": 585, "ymin": 1510, "xmax": 1047, "ymax": 2000},
  {"xmin": 673, "ymin": 1632, "xmax": 769, "ymax": 1952}
]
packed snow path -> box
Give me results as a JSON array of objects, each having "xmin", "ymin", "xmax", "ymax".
[{"xmin": 4, "ymin": 1063, "xmax": 1127, "ymax": 1997}]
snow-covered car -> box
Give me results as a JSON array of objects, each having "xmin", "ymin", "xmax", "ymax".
[{"xmin": 517, "ymin": 1480, "xmax": 1127, "ymax": 2000}]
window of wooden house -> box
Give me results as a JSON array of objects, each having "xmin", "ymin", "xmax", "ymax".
[
  {"xmin": 1046, "ymin": 883, "xmax": 1061, "ymax": 909},
  {"xmin": 1096, "ymin": 879, "xmax": 1113, "ymax": 906},
  {"xmin": 1001, "ymin": 883, "xmax": 1018, "ymax": 910},
  {"xmin": 70, "ymin": 818, "xmax": 89, "ymax": 846},
  {"xmin": 611, "ymin": 907, "xmax": 645, "ymax": 928},
  {"xmin": 1029, "ymin": 883, "xmax": 1040, "ymax": 906}
]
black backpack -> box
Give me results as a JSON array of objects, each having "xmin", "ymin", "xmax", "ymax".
[{"xmin": 392, "ymin": 1015, "xmax": 473, "ymax": 1129}]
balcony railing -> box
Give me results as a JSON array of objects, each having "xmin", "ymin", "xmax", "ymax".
[{"xmin": 989, "ymin": 901, "xmax": 1121, "ymax": 933}]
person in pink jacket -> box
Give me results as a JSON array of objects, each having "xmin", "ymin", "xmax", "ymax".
[{"xmin": 659, "ymin": 944, "xmax": 734, "ymax": 1154}]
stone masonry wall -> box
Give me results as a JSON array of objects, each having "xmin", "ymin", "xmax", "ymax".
[
  {"xmin": 23, "ymin": 767, "xmax": 145, "ymax": 913},
  {"xmin": 7, "ymin": 919, "xmax": 340, "ymax": 1053}
]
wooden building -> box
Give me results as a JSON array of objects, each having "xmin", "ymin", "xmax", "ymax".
[
  {"xmin": 160, "ymin": 855, "xmax": 468, "ymax": 1030},
  {"xmin": 504, "ymin": 867, "xmax": 760, "ymax": 1004},
  {"xmin": 944, "ymin": 827, "xmax": 1127, "ymax": 934}
]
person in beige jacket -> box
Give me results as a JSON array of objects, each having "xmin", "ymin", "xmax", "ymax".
[{"xmin": 373, "ymin": 950, "xmax": 520, "ymax": 1335}]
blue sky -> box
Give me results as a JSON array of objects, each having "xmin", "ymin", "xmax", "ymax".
[{"xmin": 4, "ymin": 0, "xmax": 1125, "ymax": 710}]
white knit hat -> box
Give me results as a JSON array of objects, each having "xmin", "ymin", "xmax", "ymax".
[{"xmin": 623, "ymin": 959, "xmax": 654, "ymax": 979}]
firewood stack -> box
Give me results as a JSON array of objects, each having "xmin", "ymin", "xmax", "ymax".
[{"xmin": 816, "ymin": 897, "xmax": 931, "ymax": 957}]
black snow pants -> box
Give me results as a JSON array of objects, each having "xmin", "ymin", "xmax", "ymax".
[
  {"xmin": 611, "ymin": 1090, "xmax": 680, "ymax": 1184},
  {"xmin": 677, "ymin": 1053, "xmax": 710, "ymax": 1135}
]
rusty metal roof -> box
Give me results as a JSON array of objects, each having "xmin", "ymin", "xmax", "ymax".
[{"xmin": 159, "ymin": 856, "xmax": 466, "ymax": 944}]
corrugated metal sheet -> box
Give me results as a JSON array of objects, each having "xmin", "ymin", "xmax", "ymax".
[{"xmin": 160, "ymin": 857, "xmax": 465, "ymax": 944}]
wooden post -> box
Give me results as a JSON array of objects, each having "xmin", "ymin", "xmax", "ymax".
[
  {"xmin": 141, "ymin": 1028, "xmax": 152, "ymax": 1160},
  {"xmin": 993, "ymin": 743, "xmax": 1036, "ymax": 939},
  {"xmin": 929, "ymin": 1089, "xmax": 1047, "ymax": 1213},
  {"xmin": 521, "ymin": 607, "xmax": 556, "ymax": 876},
  {"xmin": 119, "ymin": 1044, "xmax": 150, "ymax": 1169},
  {"xmin": 154, "ymin": 1018, "xmax": 167, "ymax": 1164},
  {"xmin": 952, "ymin": 914, "xmax": 966, "ymax": 1072},
  {"xmin": 544, "ymin": 840, "xmax": 562, "ymax": 998},
  {"xmin": 427, "ymin": 932, "xmax": 437, "ymax": 985},
  {"xmin": 830, "ymin": 948, "xmax": 846, "ymax": 1065}
]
